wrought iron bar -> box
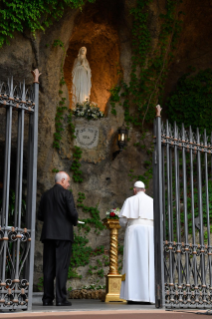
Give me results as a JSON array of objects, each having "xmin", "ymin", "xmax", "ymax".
[
  {"xmin": 154, "ymin": 105, "xmax": 165, "ymax": 308},
  {"xmin": 203, "ymin": 130, "xmax": 212, "ymax": 289},
  {"xmin": 162, "ymin": 145, "xmax": 166, "ymax": 241},
  {"xmin": 181, "ymin": 124, "xmax": 190, "ymax": 290},
  {"xmin": 196, "ymin": 128, "xmax": 206, "ymax": 300},
  {"xmin": 174, "ymin": 122, "xmax": 182, "ymax": 293},
  {"xmin": 189, "ymin": 126, "xmax": 198, "ymax": 303},
  {"xmin": 27, "ymin": 70, "xmax": 40, "ymax": 311},
  {"xmin": 165, "ymin": 120, "xmax": 174, "ymax": 303}
]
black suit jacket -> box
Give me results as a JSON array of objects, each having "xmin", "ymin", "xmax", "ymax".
[{"xmin": 38, "ymin": 184, "xmax": 78, "ymax": 242}]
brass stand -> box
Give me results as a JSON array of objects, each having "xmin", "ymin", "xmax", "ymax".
[{"xmin": 104, "ymin": 219, "xmax": 126, "ymax": 303}]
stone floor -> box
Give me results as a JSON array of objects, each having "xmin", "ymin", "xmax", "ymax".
[{"xmin": 32, "ymin": 299, "xmax": 155, "ymax": 312}]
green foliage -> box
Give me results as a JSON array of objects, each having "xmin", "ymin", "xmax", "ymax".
[
  {"xmin": 110, "ymin": 86, "xmax": 121, "ymax": 115},
  {"xmin": 37, "ymin": 277, "xmax": 44, "ymax": 292},
  {"xmin": 96, "ymin": 269, "xmax": 104, "ymax": 278},
  {"xmin": 70, "ymin": 146, "xmax": 83, "ymax": 182},
  {"xmin": 128, "ymin": 137, "xmax": 154, "ymax": 189},
  {"xmin": 52, "ymin": 40, "xmax": 69, "ymax": 149},
  {"xmin": 103, "ymin": 255, "xmax": 109, "ymax": 266},
  {"xmin": 67, "ymin": 110, "xmax": 76, "ymax": 138},
  {"xmin": 52, "ymin": 168, "xmax": 59, "ymax": 173},
  {"xmin": 110, "ymin": 0, "xmax": 182, "ymax": 129},
  {"xmin": 67, "ymin": 192, "xmax": 106, "ymax": 279},
  {"xmin": 167, "ymin": 69, "xmax": 212, "ymax": 134},
  {"xmin": 0, "ymin": 0, "xmax": 96, "ymax": 47},
  {"xmin": 53, "ymin": 39, "xmax": 65, "ymax": 49},
  {"xmin": 118, "ymin": 244, "xmax": 124, "ymax": 255},
  {"xmin": 82, "ymin": 284, "xmax": 106, "ymax": 290},
  {"xmin": 77, "ymin": 202, "xmax": 105, "ymax": 234},
  {"xmin": 96, "ymin": 259, "xmax": 102, "ymax": 267},
  {"xmin": 87, "ymin": 265, "xmax": 105, "ymax": 278},
  {"xmin": 77, "ymin": 210, "xmax": 104, "ymax": 233},
  {"xmin": 186, "ymin": 181, "xmax": 212, "ymax": 236},
  {"xmin": 0, "ymin": 189, "xmax": 26, "ymax": 226},
  {"xmin": 68, "ymin": 234, "xmax": 92, "ymax": 279},
  {"xmin": 53, "ymin": 104, "xmax": 67, "ymax": 149},
  {"xmin": 92, "ymin": 245, "xmax": 104, "ymax": 256}
]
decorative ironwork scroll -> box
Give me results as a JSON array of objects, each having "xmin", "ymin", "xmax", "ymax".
[
  {"xmin": 154, "ymin": 106, "xmax": 212, "ymax": 309},
  {"xmin": 0, "ymin": 72, "xmax": 39, "ymax": 311}
]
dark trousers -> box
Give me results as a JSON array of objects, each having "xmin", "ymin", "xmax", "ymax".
[{"xmin": 43, "ymin": 240, "xmax": 72, "ymax": 303}]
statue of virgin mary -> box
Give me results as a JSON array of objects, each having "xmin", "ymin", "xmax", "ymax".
[{"xmin": 72, "ymin": 47, "xmax": 92, "ymax": 107}]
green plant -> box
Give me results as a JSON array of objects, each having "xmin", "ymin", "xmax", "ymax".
[
  {"xmin": 82, "ymin": 284, "xmax": 106, "ymax": 290},
  {"xmin": 0, "ymin": 0, "xmax": 96, "ymax": 47},
  {"xmin": 70, "ymin": 146, "xmax": 83, "ymax": 182},
  {"xmin": 68, "ymin": 234, "xmax": 93, "ymax": 278},
  {"xmin": 96, "ymin": 269, "xmax": 104, "ymax": 278},
  {"xmin": 167, "ymin": 69, "xmax": 212, "ymax": 134},
  {"xmin": 110, "ymin": 86, "xmax": 121, "ymax": 115},
  {"xmin": 110, "ymin": 0, "xmax": 182, "ymax": 129},
  {"xmin": 96, "ymin": 259, "xmax": 102, "ymax": 267},
  {"xmin": 103, "ymin": 255, "xmax": 109, "ymax": 266},
  {"xmin": 37, "ymin": 277, "xmax": 44, "ymax": 292},
  {"xmin": 118, "ymin": 244, "xmax": 124, "ymax": 255},
  {"xmin": 53, "ymin": 103, "xmax": 67, "ymax": 149},
  {"xmin": 0, "ymin": 189, "xmax": 26, "ymax": 226},
  {"xmin": 52, "ymin": 39, "xmax": 69, "ymax": 149}
]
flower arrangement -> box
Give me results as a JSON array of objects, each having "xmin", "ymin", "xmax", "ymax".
[
  {"xmin": 73, "ymin": 100, "xmax": 104, "ymax": 120},
  {"xmin": 105, "ymin": 208, "xmax": 120, "ymax": 220}
]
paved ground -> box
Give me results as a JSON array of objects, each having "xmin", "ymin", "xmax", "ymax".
[
  {"xmin": 33, "ymin": 299, "xmax": 155, "ymax": 312},
  {"xmin": 0, "ymin": 300, "xmax": 211, "ymax": 318}
]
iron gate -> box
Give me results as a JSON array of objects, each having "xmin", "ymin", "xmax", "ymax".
[
  {"xmin": 154, "ymin": 105, "xmax": 212, "ymax": 309},
  {"xmin": 0, "ymin": 70, "xmax": 40, "ymax": 311}
]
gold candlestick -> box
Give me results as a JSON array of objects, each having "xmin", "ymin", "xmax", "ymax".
[{"xmin": 104, "ymin": 219, "xmax": 126, "ymax": 303}]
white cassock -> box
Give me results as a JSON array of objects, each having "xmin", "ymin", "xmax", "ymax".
[{"xmin": 119, "ymin": 191, "xmax": 155, "ymax": 303}]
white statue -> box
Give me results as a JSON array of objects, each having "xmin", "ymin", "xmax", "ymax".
[{"xmin": 72, "ymin": 47, "xmax": 92, "ymax": 106}]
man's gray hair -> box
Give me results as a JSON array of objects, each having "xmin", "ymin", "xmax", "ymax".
[
  {"xmin": 134, "ymin": 187, "xmax": 145, "ymax": 191},
  {"xmin": 55, "ymin": 171, "xmax": 68, "ymax": 183}
]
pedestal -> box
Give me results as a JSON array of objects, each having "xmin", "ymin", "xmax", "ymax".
[{"xmin": 104, "ymin": 219, "xmax": 126, "ymax": 303}]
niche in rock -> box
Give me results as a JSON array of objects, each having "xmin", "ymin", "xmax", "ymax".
[{"xmin": 64, "ymin": 0, "xmax": 121, "ymax": 113}]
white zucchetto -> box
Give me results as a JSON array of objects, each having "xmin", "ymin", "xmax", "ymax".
[{"xmin": 134, "ymin": 181, "xmax": 145, "ymax": 188}]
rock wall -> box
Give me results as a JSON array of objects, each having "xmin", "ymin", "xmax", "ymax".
[{"xmin": 0, "ymin": 0, "xmax": 210, "ymax": 292}]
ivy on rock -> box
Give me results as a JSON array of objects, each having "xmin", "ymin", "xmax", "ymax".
[
  {"xmin": 0, "ymin": 0, "xmax": 95, "ymax": 47},
  {"xmin": 167, "ymin": 68, "xmax": 212, "ymax": 134}
]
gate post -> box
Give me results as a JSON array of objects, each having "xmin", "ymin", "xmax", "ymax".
[
  {"xmin": 153, "ymin": 105, "xmax": 165, "ymax": 308},
  {"xmin": 27, "ymin": 69, "xmax": 41, "ymax": 311}
]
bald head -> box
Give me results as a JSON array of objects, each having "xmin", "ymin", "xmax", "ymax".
[{"xmin": 55, "ymin": 171, "xmax": 70, "ymax": 189}]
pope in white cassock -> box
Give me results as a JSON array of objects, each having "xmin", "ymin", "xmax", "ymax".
[{"xmin": 119, "ymin": 181, "xmax": 155, "ymax": 303}]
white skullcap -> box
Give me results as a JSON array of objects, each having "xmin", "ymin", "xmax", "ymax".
[{"xmin": 134, "ymin": 181, "xmax": 145, "ymax": 189}]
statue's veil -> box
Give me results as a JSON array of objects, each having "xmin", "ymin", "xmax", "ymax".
[{"xmin": 72, "ymin": 47, "xmax": 92, "ymax": 106}]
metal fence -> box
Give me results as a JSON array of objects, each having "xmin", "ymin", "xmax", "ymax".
[
  {"xmin": 0, "ymin": 70, "xmax": 40, "ymax": 311},
  {"xmin": 154, "ymin": 105, "xmax": 212, "ymax": 309}
]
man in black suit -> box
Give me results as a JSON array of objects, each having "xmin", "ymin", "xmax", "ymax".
[{"xmin": 38, "ymin": 171, "xmax": 78, "ymax": 306}]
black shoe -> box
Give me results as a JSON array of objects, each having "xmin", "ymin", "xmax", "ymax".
[
  {"xmin": 43, "ymin": 301, "xmax": 53, "ymax": 306},
  {"xmin": 56, "ymin": 300, "xmax": 72, "ymax": 306}
]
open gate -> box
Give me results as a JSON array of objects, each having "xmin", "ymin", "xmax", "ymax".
[
  {"xmin": 154, "ymin": 105, "xmax": 212, "ymax": 309},
  {"xmin": 0, "ymin": 70, "xmax": 40, "ymax": 311}
]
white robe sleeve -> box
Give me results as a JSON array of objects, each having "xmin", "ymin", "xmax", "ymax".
[{"xmin": 119, "ymin": 216, "xmax": 127, "ymax": 228}]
